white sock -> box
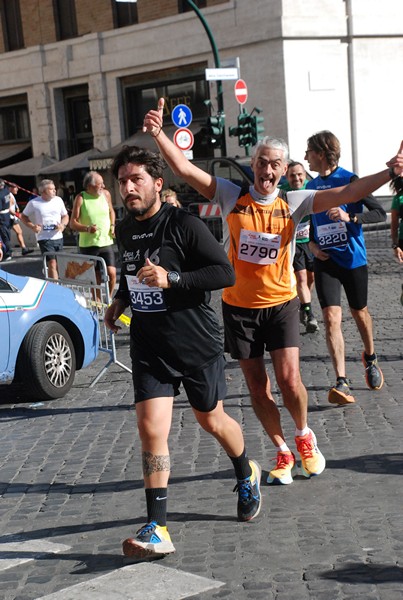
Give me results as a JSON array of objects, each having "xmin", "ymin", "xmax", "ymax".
[
  {"xmin": 295, "ymin": 426, "xmax": 310, "ymax": 437},
  {"xmin": 278, "ymin": 443, "xmax": 290, "ymax": 453}
]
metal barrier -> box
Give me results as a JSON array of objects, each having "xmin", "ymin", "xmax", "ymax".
[
  {"xmin": 43, "ymin": 252, "xmax": 132, "ymax": 386},
  {"xmin": 362, "ymin": 215, "xmax": 391, "ymax": 249},
  {"xmin": 188, "ymin": 202, "xmax": 223, "ymax": 243}
]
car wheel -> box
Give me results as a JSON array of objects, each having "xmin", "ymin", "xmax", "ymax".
[{"xmin": 18, "ymin": 321, "xmax": 76, "ymax": 400}]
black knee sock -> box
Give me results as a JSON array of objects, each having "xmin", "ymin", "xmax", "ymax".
[
  {"xmin": 145, "ymin": 488, "xmax": 167, "ymax": 526},
  {"xmin": 228, "ymin": 448, "xmax": 252, "ymax": 480},
  {"xmin": 301, "ymin": 302, "xmax": 314, "ymax": 316}
]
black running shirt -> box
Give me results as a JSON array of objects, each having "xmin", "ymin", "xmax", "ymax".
[{"xmin": 114, "ymin": 202, "xmax": 235, "ymax": 377}]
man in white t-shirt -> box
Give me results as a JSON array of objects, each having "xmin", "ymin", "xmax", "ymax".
[{"xmin": 21, "ymin": 179, "xmax": 69, "ymax": 279}]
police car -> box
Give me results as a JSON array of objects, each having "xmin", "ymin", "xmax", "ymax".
[{"xmin": 0, "ymin": 268, "xmax": 99, "ymax": 400}]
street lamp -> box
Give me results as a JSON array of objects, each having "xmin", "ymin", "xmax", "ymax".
[
  {"xmin": 184, "ymin": 0, "xmax": 227, "ymax": 156},
  {"xmin": 119, "ymin": 0, "xmax": 227, "ymax": 156}
]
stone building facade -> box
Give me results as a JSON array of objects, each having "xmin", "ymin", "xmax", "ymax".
[{"xmin": 0, "ymin": 0, "xmax": 401, "ymax": 196}]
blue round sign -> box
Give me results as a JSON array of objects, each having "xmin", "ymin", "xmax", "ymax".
[{"xmin": 171, "ymin": 104, "xmax": 193, "ymax": 128}]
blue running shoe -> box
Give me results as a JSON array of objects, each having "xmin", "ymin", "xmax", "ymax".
[
  {"xmin": 233, "ymin": 459, "xmax": 262, "ymax": 522},
  {"xmin": 122, "ymin": 521, "xmax": 175, "ymax": 558}
]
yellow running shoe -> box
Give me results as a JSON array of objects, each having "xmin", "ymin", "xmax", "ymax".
[
  {"xmin": 295, "ymin": 429, "xmax": 326, "ymax": 478},
  {"xmin": 122, "ymin": 521, "xmax": 176, "ymax": 558},
  {"xmin": 267, "ymin": 451, "xmax": 297, "ymax": 485}
]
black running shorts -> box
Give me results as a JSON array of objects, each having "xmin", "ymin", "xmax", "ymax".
[
  {"xmin": 222, "ymin": 296, "xmax": 300, "ymax": 359},
  {"xmin": 314, "ymin": 258, "xmax": 368, "ymax": 310},
  {"xmin": 79, "ymin": 245, "xmax": 116, "ymax": 268},
  {"xmin": 293, "ymin": 242, "xmax": 314, "ymax": 273},
  {"xmin": 132, "ymin": 355, "xmax": 227, "ymax": 413}
]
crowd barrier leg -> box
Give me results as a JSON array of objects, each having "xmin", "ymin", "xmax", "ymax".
[{"xmin": 43, "ymin": 252, "xmax": 132, "ymax": 386}]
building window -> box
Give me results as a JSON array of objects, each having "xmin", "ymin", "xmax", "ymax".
[
  {"xmin": 57, "ymin": 86, "xmax": 93, "ymax": 158},
  {"xmin": 0, "ymin": 104, "xmax": 30, "ymax": 143},
  {"xmin": 112, "ymin": 0, "xmax": 138, "ymax": 28},
  {"xmin": 0, "ymin": 0, "xmax": 24, "ymax": 51},
  {"xmin": 178, "ymin": 0, "xmax": 207, "ymax": 12},
  {"xmin": 122, "ymin": 66, "xmax": 208, "ymax": 136},
  {"xmin": 53, "ymin": 0, "xmax": 77, "ymax": 41}
]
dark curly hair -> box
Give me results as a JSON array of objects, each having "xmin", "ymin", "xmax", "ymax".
[{"xmin": 111, "ymin": 145, "xmax": 166, "ymax": 181}]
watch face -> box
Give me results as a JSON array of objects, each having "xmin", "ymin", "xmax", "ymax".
[{"xmin": 168, "ymin": 271, "xmax": 180, "ymax": 285}]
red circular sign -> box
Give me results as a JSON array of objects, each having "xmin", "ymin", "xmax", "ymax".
[
  {"xmin": 234, "ymin": 79, "xmax": 248, "ymax": 105},
  {"xmin": 173, "ymin": 127, "xmax": 194, "ymax": 151}
]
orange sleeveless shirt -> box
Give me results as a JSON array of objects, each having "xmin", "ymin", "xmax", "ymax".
[{"xmin": 222, "ymin": 191, "xmax": 297, "ymax": 308}]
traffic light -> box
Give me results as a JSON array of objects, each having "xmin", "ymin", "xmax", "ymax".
[
  {"xmin": 206, "ymin": 114, "xmax": 225, "ymax": 148},
  {"xmin": 251, "ymin": 114, "xmax": 265, "ymax": 145},
  {"xmin": 237, "ymin": 112, "xmax": 253, "ymax": 147}
]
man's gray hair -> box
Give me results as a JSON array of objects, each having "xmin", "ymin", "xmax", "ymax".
[
  {"xmin": 38, "ymin": 179, "xmax": 54, "ymax": 194},
  {"xmin": 83, "ymin": 171, "xmax": 100, "ymax": 189},
  {"xmin": 252, "ymin": 136, "xmax": 289, "ymax": 162}
]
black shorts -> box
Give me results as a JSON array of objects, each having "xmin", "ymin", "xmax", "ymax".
[
  {"xmin": 79, "ymin": 245, "xmax": 116, "ymax": 269},
  {"xmin": 293, "ymin": 242, "xmax": 314, "ymax": 273},
  {"xmin": 314, "ymin": 258, "xmax": 368, "ymax": 310},
  {"xmin": 132, "ymin": 355, "xmax": 227, "ymax": 413},
  {"xmin": 39, "ymin": 238, "xmax": 63, "ymax": 260},
  {"xmin": 222, "ymin": 297, "xmax": 300, "ymax": 359}
]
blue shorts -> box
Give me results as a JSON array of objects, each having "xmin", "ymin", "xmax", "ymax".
[{"xmin": 38, "ymin": 238, "xmax": 63, "ymax": 260}]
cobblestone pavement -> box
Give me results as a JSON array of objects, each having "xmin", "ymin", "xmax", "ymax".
[{"xmin": 0, "ymin": 237, "xmax": 402, "ymax": 600}]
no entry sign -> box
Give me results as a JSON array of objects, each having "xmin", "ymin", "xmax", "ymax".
[{"xmin": 234, "ymin": 79, "xmax": 248, "ymax": 105}]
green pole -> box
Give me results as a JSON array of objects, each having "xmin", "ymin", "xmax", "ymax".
[{"xmin": 184, "ymin": 0, "xmax": 227, "ymax": 156}]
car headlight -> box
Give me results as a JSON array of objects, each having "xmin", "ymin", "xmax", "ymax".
[{"xmin": 74, "ymin": 290, "xmax": 88, "ymax": 309}]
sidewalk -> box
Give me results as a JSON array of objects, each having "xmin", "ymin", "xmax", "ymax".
[{"xmin": 0, "ymin": 241, "xmax": 402, "ymax": 600}]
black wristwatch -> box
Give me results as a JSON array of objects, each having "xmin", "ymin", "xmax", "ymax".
[
  {"xmin": 349, "ymin": 213, "xmax": 358, "ymax": 224},
  {"xmin": 392, "ymin": 244, "xmax": 399, "ymax": 250},
  {"xmin": 167, "ymin": 271, "xmax": 181, "ymax": 287}
]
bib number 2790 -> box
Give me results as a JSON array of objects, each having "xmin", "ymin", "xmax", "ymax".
[{"xmin": 238, "ymin": 229, "xmax": 281, "ymax": 265}]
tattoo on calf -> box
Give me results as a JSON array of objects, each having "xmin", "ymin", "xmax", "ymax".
[{"xmin": 142, "ymin": 451, "xmax": 170, "ymax": 476}]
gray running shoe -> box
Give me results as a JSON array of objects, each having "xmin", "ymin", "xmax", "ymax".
[
  {"xmin": 328, "ymin": 378, "xmax": 355, "ymax": 405},
  {"xmin": 362, "ymin": 352, "xmax": 384, "ymax": 390},
  {"xmin": 306, "ymin": 315, "xmax": 319, "ymax": 333}
]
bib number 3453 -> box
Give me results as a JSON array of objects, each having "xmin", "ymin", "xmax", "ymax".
[{"xmin": 126, "ymin": 275, "xmax": 166, "ymax": 312}]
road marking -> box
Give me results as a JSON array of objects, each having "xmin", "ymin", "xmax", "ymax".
[
  {"xmin": 36, "ymin": 563, "xmax": 225, "ymax": 599},
  {"xmin": 0, "ymin": 539, "xmax": 71, "ymax": 571}
]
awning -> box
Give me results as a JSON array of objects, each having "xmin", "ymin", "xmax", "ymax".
[
  {"xmin": 0, "ymin": 153, "xmax": 57, "ymax": 177},
  {"xmin": 0, "ymin": 143, "xmax": 31, "ymax": 164},
  {"xmin": 40, "ymin": 148, "xmax": 101, "ymax": 175},
  {"xmin": 89, "ymin": 125, "xmax": 201, "ymax": 171}
]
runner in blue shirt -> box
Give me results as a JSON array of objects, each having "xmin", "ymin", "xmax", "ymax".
[{"xmin": 305, "ymin": 130, "xmax": 386, "ymax": 405}]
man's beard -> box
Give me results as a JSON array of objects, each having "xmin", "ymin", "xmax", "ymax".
[{"xmin": 124, "ymin": 190, "xmax": 157, "ymax": 217}]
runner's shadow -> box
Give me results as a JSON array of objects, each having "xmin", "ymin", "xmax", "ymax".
[
  {"xmin": 325, "ymin": 453, "xmax": 403, "ymax": 475},
  {"xmin": 320, "ymin": 562, "xmax": 403, "ymax": 583}
]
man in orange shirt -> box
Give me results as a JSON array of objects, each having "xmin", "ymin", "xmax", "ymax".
[{"xmin": 143, "ymin": 98, "xmax": 403, "ymax": 486}]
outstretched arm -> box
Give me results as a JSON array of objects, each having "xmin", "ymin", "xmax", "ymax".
[
  {"xmin": 143, "ymin": 98, "xmax": 217, "ymax": 201},
  {"xmin": 312, "ymin": 141, "xmax": 403, "ymax": 214}
]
